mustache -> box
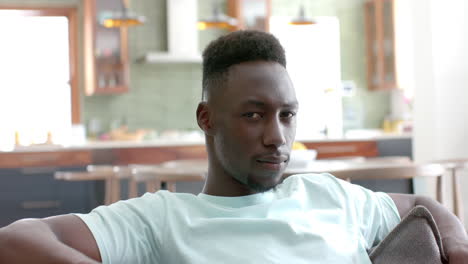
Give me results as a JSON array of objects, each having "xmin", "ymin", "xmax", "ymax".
[{"xmin": 254, "ymin": 152, "xmax": 290, "ymax": 163}]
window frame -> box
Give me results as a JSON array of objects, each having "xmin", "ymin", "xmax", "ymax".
[{"xmin": 0, "ymin": 6, "xmax": 80, "ymax": 124}]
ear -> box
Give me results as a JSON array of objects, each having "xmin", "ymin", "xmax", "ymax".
[{"xmin": 196, "ymin": 102, "xmax": 215, "ymax": 136}]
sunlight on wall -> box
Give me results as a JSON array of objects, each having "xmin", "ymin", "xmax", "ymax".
[
  {"xmin": 0, "ymin": 15, "xmax": 71, "ymax": 150},
  {"xmin": 270, "ymin": 16, "xmax": 343, "ymax": 140}
]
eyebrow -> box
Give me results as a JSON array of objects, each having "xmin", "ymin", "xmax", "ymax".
[{"xmin": 241, "ymin": 99, "xmax": 299, "ymax": 108}]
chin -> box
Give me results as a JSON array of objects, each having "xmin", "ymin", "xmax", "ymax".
[{"xmin": 247, "ymin": 172, "xmax": 283, "ymax": 192}]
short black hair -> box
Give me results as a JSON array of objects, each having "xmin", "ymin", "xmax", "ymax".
[{"xmin": 201, "ymin": 30, "xmax": 286, "ymax": 101}]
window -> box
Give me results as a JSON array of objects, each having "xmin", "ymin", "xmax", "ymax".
[{"xmin": 0, "ymin": 8, "xmax": 78, "ymax": 150}]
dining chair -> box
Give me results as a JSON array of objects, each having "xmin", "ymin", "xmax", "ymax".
[
  {"xmin": 55, "ymin": 165, "xmax": 135, "ymax": 205},
  {"xmin": 363, "ymin": 156, "xmax": 412, "ymax": 164},
  {"xmin": 327, "ymin": 163, "xmax": 446, "ymax": 204},
  {"xmin": 130, "ymin": 159, "xmax": 208, "ymax": 193},
  {"xmin": 54, "ymin": 166, "xmax": 114, "ymax": 205},
  {"xmin": 87, "ymin": 165, "xmax": 137, "ymax": 201},
  {"xmin": 284, "ymin": 155, "xmax": 413, "ymax": 177}
]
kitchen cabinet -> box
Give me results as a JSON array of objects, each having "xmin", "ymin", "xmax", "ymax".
[
  {"xmin": 359, "ymin": 137, "xmax": 413, "ymax": 194},
  {"xmin": 0, "ymin": 150, "xmax": 92, "ymax": 169},
  {"xmin": 364, "ymin": 0, "xmax": 397, "ymax": 90},
  {"xmin": 228, "ymin": 0, "xmax": 271, "ymax": 32},
  {"xmin": 0, "ymin": 166, "xmax": 100, "ymax": 228},
  {"xmin": 83, "ymin": 0, "xmax": 130, "ymax": 95}
]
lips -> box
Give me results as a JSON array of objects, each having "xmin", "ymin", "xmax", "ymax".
[
  {"xmin": 256, "ymin": 154, "xmax": 288, "ymax": 171},
  {"xmin": 257, "ymin": 157, "xmax": 286, "ymax": 164}
]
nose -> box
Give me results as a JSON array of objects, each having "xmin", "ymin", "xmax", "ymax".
[{"xmin": 263, "ymin": 116, "xmax": 286, "ymax": 148}]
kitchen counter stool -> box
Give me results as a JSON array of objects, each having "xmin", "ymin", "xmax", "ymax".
[
  {"xmin": 325, "ymin": 163, "xmax": 446, "ymax": 203},
  {"xmin": 55, "ymin": 165, "xmax": 136, "ymax": 205},
  {"xmin": 54, "ymin": 167, "xmax": 114, "ymax": 205},
  {"xmin": 86, "ymin": 165, "xmax": 137, "ymax": 201},
  {"xmin": 130, "ymin": 159, "xmax": 207, "ymax": 193}
]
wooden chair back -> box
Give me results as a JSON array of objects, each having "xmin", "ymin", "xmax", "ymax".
[
  {"xmin": 131, "ymin": 159, "xmax": 207, "ymax": 192},
  {"xmin": 55, "ymin": 165, "xmax": 136, "ymax": 205},
  {"xmin": 363, "ymin": 156, "xmax": 412, "ymax": 164},
  {"xmin": 328, "ymin": 163, "xmax": 446, "ymax": 203},
  {"xmin": 54, "ymin": 169, "xmax": 114, "ymax": 205},
  {"xmin": 428, "ymin": 158, "xmax": 468, "ymax": 225}
]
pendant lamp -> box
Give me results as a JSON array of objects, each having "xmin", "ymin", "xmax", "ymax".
[
  {"xmin": 289, "ymin": 4, "xmax": 316, "ymax": 25},
  {"xmin": 101, "ymin": 0, "xmax": 145, "ymax": 28},
  {"xmin": 198, "ymin": 1, "xmax": 237, "ymax": 30}
]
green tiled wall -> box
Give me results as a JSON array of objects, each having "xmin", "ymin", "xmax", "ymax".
[
  {"xmin": 83, "ymin": 0, "xmax": 226, "ymax": 132},
  {"xmin": 1, "ymin": 0, "xmax": 390, "ymax": 132}
]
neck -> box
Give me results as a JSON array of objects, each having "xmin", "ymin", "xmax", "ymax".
[
  {"xmin": 202, "ymin": 141, "xmax": 257, "ymax": 197},
  {"xmin": 202, "ymin": 166, "xmax": 257, "ymax": 197}
]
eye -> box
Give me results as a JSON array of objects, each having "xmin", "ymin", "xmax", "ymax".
[
  {"xmin": 242, "ymin": 112, "xmax": 263, "ymax": 120},
  {"xmin": 280, "ymin": 111, "xmax": 296, "ymax": 119}
]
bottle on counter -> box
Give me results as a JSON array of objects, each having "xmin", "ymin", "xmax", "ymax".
[
  {"xmin": 14, "ymin": 131, "xmax": 21, "ymax": 146},
  {"xmin": 46, "ymin": 131, "xmax": 53, "ymax": 144}
]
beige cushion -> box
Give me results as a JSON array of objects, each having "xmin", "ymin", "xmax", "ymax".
[{"xmin": 369, "ymin": 206, "xmax": 448, "ymax": 264}]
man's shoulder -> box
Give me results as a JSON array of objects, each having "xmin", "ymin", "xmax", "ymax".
[{"xmin": 76, "ymin": 191, "xmax": 198, "ymax": 226}]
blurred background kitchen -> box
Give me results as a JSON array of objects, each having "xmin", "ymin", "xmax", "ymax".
[{"xmin": 0, "ymin": 0, "xmax": 466, "ymax": 229}]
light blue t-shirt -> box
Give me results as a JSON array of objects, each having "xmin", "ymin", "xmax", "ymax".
[{"xmin": 76, "ymin": 173, "xmax": 400, "ymax": 264}]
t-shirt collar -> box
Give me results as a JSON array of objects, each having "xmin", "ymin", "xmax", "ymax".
[{"xmin": 197, "ymin": 191, "xmax": 275, "ymax": 208}]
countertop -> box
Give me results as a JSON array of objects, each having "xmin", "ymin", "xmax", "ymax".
[{"xmin": 1, "ymin": 132, "xmax": 412, "ymax": 153}]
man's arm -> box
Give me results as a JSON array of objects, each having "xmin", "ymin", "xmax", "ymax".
[
  {"xmin": 389, "ymin": 193, "xmax": 468, "ymax": 264},
  {"xmin": 0, "ymin": 214, "xmax": 101, "ymax": 264}
]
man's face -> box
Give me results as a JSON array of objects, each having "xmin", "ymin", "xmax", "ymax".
[{"xmin": 210, "ymin": 61, "xmax": 298, "ymax": 192}]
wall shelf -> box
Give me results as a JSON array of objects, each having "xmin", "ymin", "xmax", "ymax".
[
  {"xmin": 83, "ymin": 0, "xmax": 130, "ymax": 95},
  {"xmin": 138, "ymin": 52, "xmax": 202, "ymax": 64}
]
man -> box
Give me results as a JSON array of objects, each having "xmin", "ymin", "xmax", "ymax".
[{"xmin": 0, "ymin": 30, "xmax": 467, "ymax": 263}]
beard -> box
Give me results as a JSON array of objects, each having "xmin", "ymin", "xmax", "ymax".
[
  {"xmin": 213, "ymin": 134, "xmax": 284, "ymax": 193},
  {"xmin": 228, "ymin": 171, "xmax": 281, "ymax": 193},
  {"xmin": 246, "ymin": 178, "xmax": 279, "ymax": 193},
  {"xmin": 219, "ymin": 153, "xmax": 285, "ymax": 193}
]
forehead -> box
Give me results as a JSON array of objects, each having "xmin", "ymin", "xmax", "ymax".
[{"xmin": 221, "ymin": 61, "xmax": 296, "ymax": 108}]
